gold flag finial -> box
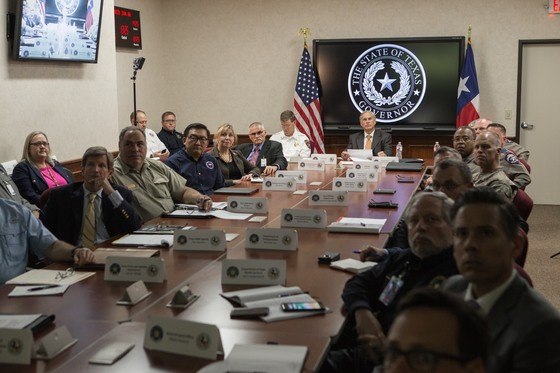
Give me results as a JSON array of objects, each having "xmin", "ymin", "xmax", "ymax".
[
  {"xmin": 298, "ymin": 28, "xmax": 311, "ymax": 48},
  {"xmin": 467, "ymin": 25, "xmax": 472, "ymax": 39}
]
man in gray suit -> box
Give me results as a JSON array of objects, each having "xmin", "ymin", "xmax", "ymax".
[
  {"xmin": 446, "ymin": 187, "xmax": 560, "ymax": 373},
  {"xmin": 341, "ymin": 111, "xmax": 392, "ymax": 160}
]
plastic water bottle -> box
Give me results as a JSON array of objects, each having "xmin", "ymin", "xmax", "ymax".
[
  {"xmin": 396, "ymin": 142, "xmax": 403, "ymax": 161},
  {"xmin": 434, "ymin": 141, "xmax": 440, "ymax": 153}
]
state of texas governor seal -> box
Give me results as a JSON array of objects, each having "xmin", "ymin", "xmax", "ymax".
[{"xmin": 348, "ymin": 44, "xmax": 426, "ymax": 123}]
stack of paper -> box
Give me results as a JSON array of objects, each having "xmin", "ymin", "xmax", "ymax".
[
  {"xmin": 330, "ymin": 258, "xmax": 377, "ymax": 274},
  {"xmin": 166, "ymin": 209, "xmax": 252, "ymax": 220},
  {"xmin": 327, "ymin": 217, "xmax": 387, "ymax": 234},
  {"xmin": 6, "ymin": 269, "xmax": 95, "ymax": 286}
]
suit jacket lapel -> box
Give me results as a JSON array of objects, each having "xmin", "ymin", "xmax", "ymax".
[
  {"xmin": 356, "ymin": 132, "xmax": 365, "ymax": 149},
  {"xmin": 30, "ymin": 164, "xmax": 48, "ymax": 190},
  {"xmin": 487, "ymin": 275, "xmax": 524, "ymax": 342},
  {"xmin": 70, "ymin": 185, "xmax": 85, "ymax": 238},
  {"xmin": 372, "ymin": 130, "xmax": 382, "ymax": 153},
  {"xmin": 259, "ymin": 141, "xmax": 271, "ymax": 164}
]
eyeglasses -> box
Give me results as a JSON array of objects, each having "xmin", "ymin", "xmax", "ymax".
[
  {"xmin": 136, "ymin": 120, "xmax": 148, "ymax": 125},
  {"xmin": 163, "ymin": 119, "xmax": 176, "ymax": 123},
  {"xmin": 432, "ymin": 180, "xmax": 465, "ymax": 191},
  {"xmin": 453, "ymin": 136, "xmax": 474, "ymax": 142},
  {"xmin": 384, "ymin": 345, "xmax": 467, "ymax": 372},
  {"xmin": 249, "ymin": 130, "xmax": 264, "ymax": 137},
  {"xmin": 187, "ymin": 135, "xmax": 209, "ymax": 143},
  {"xmin": 30, "ymin": 141, "xmax": 49, "ymax": 147},
  {"xmin": 55, "ymin": 267, "xmax": 75, "ymax": 281}
]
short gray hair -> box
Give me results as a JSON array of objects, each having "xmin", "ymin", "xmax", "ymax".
[{"xmin": 405, "ymin": 191, "xmax": 455, "ymax": 225}]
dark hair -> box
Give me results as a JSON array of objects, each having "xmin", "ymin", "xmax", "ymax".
[
  {"xmin": 119, "ymin": 126, "xmax": 145, "ymax": 143},
  {"xmin": 280, "ymin": 110, "xmax": 296, "ymax": 122},
  {"xmin": 451, "ymin": 187, "xmax": 520, "ymax": 237},
  {"xmin": 161, "ymin": 111, "xmax": 176, "ymax": 121},
  {"xmin": 434, "ymin": 146, "xmax": 461, "ymax": 160},
  {"xmin": 454, "ymin": 126, "xmax": 476, "ymax": 139},
  {"xmin": 396, "ymin": 288, "xmax": 489, "ymax": 364},
  {"xmin": 82, "ymin": 146, "xmax": 114, "ymax": 169},
  {"xmin": 487, "ymin": 122, "xmax": 507, "ymax": 135},
  {"xmin": 184, "ymin": 123, "xmax": 210, "ymax": 138},
  {"xmin": 434, "ymin": 158, "xmax": 472, "ymax": 184},
  {"xmin": 129, "ymin": 110, "xmax": 146, "ymax": 123}
]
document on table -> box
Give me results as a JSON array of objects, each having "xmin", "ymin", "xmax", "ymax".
[
  {"xmin": 176, "ymin": 202, "xmax": 228, "ymax": 210},
  {"xmin": 327, "ymin": 217, "xmax": 387, "ymax": 234},
  {"xmin": 6, "ymin": 270, "xmax": 95, "ymax": 286},
  {"xmin": 9, "ymin": 284, "xmax": 70, "ymax": 297},
  {"xmin": 0, "ymin": 314, "xmax": 42, "ymax": 329},
  {"xmin": 112, "ymin": 234, "xmax": 173, "ymax": 247},
  {"xmin": 167, "ymin": 209, "xmax": 252, "ymax": 220}
]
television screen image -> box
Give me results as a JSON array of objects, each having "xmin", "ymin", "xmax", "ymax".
[
  {"xmin": 314, "ymin": 37, "xmax": 464, "ymax": 131},
  {"xmin": 15, "ymin": 0, "xmax": 104, "ymax": 63}
]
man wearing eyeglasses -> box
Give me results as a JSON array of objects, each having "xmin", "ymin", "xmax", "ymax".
[
  {"xmin": 130, "ymin": 110, "xmax": 169, "ymax": 161},
  {"xmin": 445, "ymin": 188, "xmax": 560, "ymax": 372},
  {"xmin": 111, "ymin": 126, "xmax": 213, "ymax": 221},
  {"xmin": 165, "ymin": 123, "xmax": 225, "ymax": 195},
  {"xmin": 383, "ymin": 288, "xmax": 488, "ymax": 373},
  {"xmin": 452, "ymin": 126, "xmax": 480, "ymax": 174},
  {"xmin": 157, "ymin": 111, "xmax": 184, "ymax": 155},
  {"xmin": 237, "ymin": 122, "xmax": 287, "ymax": 176},
  {"xmin": 0, "ymin": 198, "xmax": 94, "ymax": 285}
]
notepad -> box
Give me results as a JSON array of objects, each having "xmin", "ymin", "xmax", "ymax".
[
  {"xmin": 327, "ymin": 217, "xmax": 387, "ymax": 234},
  {"xmin": 6, "ymin": 269, "xmax": 95, "ymax": 286},
  {"xmin": 330, "ymin": 258, "xmax": 377, "ymax": 274}
]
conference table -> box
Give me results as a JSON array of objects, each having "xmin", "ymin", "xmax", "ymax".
[{"xmin": 0, "ymin": 162, "xmax": 425, "ymax": 372}]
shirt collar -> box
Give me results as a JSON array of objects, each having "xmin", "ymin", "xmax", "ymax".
[
  {"xmin": 253, "ymin": 143, "xmax": 264, "ymax": 151},
  {"xmin": 117, "ymin": 156, "xmax": 148, "ymax": 175},
  {"xmin": 464, "ymin": 270, "xmax": 516, "ymax": 315},
  {"xmin": 82, "ymin": 183, "xmax": 103, "ymax": 197},
  {"xmin": 363, "ymin": 130, "xmax": 375, "ymax": 138}
]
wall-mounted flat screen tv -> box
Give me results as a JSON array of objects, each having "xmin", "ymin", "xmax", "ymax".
[
  {"xmin": 314, "ymin": 37, "xmax": 464, "ymax": 132},
  {"xmin": 13, "ymin": 0, "xmax": 104, "ymax": 63}
]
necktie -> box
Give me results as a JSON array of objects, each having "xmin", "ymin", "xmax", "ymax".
[
  {"xmin": 365, "ymin": 135, "xmax": 372, "ymax": 150},
  {"xmin": 249, "ymin": 146, "xmax": 260, "ymax": 165},
  {"xmin": 82, "ymin": 193, "xmax": 97, "ymax": 249}
]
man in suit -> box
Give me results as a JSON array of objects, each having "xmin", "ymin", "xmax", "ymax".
[
  {"xmin": 236, "ymin": 122, "xmax": 287, "ymax": 175},
  {"xmin": 341, "ymin": 111, "xmax": 392, "ymax": 161},
  {"xmin": 43, "ymin": 146, "xmax": 143, "ymax": 248},
  {"xmin": 445, "ymin": 188, "xmax": 560, "ymax": 373}
]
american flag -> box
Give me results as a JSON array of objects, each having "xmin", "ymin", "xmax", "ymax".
[
  {"xmin": 294, "ymin": 47, "xmax": 325, "ymax": 153},
  {"xmin": 85, "ymin": 0, "xmax": 94, "ymax": 32},
  {"xmin": 456, "ymin": 36, "xmax": 480, "ymax": 127}
]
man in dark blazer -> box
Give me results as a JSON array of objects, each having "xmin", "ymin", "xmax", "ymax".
[
  {"xmin": 236, "ymin": 122, "xmax": 287, "ymax": 175},
  {"xmin": 43, "ymin": 147, "xmax": 142, "ymax": 248},
  {"xmin": 341, "ymin": 111, "xmax": 392, "ymax": 160},
  {"xmin": 445, "ymin": 188, "xmax": 560, "ymax": 373}
]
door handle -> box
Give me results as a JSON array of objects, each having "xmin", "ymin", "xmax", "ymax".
[{"xmin": 520, "ymin": 122, "xmax": 534, "ymax": 130}]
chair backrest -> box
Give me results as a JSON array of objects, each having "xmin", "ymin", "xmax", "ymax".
[
  {"xmin": 515, "ymin": 228, "xmax": 529, "ymax": 268},
  {"xmin": 1, "ymin": 160, "xmax": 18, "ymax": 176},
  {"xmin": 519, "ymin": 158, "xmax": 531, "ymax": 174},
  {"xmin": 514, "ymin": 262, "xmax": 533, "ymax": 287},
  {"xmin": 513, "ymin": 188, "xmax": 534, "ymax": 221}
]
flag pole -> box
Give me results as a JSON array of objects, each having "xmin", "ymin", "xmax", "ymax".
[{"xmin": 298, "ymin": 27, "xmax": 310, "ymax": 48}]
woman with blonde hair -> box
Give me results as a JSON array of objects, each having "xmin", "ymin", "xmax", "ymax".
[
  {"xmin": 210, "ymin": 123, "xmax": 260, "ymax": 186},
  {"xmin": 12, "ymin": 131, "xmax": 73, "ymax": 205}
]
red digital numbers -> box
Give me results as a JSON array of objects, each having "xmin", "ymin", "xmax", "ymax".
[
  {"xmin": 133, "ymin": 36, "xmax": 141, "ymax": 44},
  {"xmin": 120, "ymin": 25, "xmax": 129, "ymax": 36},
  {"xmin": 132, "ymin": 20, "xmax": 139, "ymax": 28}
]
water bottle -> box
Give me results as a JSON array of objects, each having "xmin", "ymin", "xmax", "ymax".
[
  {"xmin": 396, "ymin": 142, "xmax": 403, "ymax": 161},
  {"xmin": 434, "ymin": 141, "xmax": 440, "ymax": 153}
]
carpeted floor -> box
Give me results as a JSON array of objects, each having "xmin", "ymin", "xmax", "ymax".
[{"xmin": 525, "ymin": 205, "xmax": 560, "ymax": 309}]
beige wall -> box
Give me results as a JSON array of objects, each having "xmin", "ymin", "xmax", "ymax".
[
  {"xmin": 1, "ymin": 0, "xmax": 118, "ymax": 162},
  {"xmin": 2, "ymin": 0, "xmax": 559, "ymax": 163}
]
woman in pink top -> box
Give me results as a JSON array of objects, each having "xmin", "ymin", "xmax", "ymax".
[{"xmin": 12, "ymin": 131, "xmax": 73, "ymax": 206}]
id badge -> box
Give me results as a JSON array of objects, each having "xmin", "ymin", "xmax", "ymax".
[
  {"xmin": 379, "ymin": 276, "xmax": 404, "ymax": 306},
  {"xmin": 260, "ymin": 158, "xmax": 267, "ymax": 167},
  {"xmin": 6, "ymin": 183, "xmax": 16, "ymax": 196}
]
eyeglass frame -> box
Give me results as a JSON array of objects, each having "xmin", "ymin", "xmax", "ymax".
[
  {"xmin": 452, "ymin": 135, "xmax": 474, "ymax": 143},
  {"xmin": 383, "ymin": 344, "xmax": 469, "ymax": 371},
  {"xmin": 431, "ymin": 180, "xmax": 468, "ymax": 192},
  {"xmin": 249, "ymin": 130, "xmax": 265, "ymax": 137},
  {"xmin": 55, "ymin": 267, "xmax": 75, "ymax": 281},
  {"xmin": 30, "ymin": 141, "xmax": 50, "ymax": 147},
  {"xmin": 186, "ymin": 135, "xmax": 209, "ymax": 143}
]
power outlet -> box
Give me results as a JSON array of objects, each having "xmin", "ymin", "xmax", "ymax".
[{"xmin": 505, "ymin": 110, "xmax": 512, "ymax": 120}]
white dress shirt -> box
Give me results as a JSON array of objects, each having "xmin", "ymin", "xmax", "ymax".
[{"xmin": 270, "ymin": 130, "xmax": 311, "ymax": 158}]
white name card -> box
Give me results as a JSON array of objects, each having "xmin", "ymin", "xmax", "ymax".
[
  {"xmin": 222, "ymin": 259, "xmax": 286, "ymax": 285},
  {"xmin": 173, "ymin": 230, "xmax": 226, "ymax": 251},
  {"xmin": 245, "ymin": 228, "xmax": 298, "ymax": 251},
  {"xmin": 310, "ymin": 153, "xmax": 337, "ymax": 165},
  {"xmin": 332, "ymin": 177, "xmax": 368, "ymax": 192},
  {"xmin": 298, "ymin": 160, "xmax": 325, "ymax": 171},
  {"xmin": 262, "ymin": 177, "xmax": 297, "ymax": 191},
  {"xmin": 105, "ymin": 257, "xmax": 166, "ymax": 283},
  {"xmin": 116, "ymin": 280, "xmax": 152, "ymax": 306},
  {"xmin": 144, "ymin": 317, "xmax": 221, "ymax": 360},
  {"xmin": 281, "ymin": 208, "xmax": 327, "ymax": 229},
  {"xmin": 34, "ymin": 325, "xmax": 78, "ymax": 360},
  {"xmin": 353, "ymin": 160, "xmax": 382, "ymax": 171},
  {"xmin": 371, "ymin": 156, "xmax": 399, "ymax": 168},
  {"xmin": 276, "ymin": 170, "xmax": 307, "ymax": 184},
  {"xmin": 308, "ymin": 190, "xmax": 349, "ymax": 206},
  {"xmin": 347, "ymin": 168, "xmax": 378, "ymax": 182},
  {"xmin": 0, "ymin": 328, "xmax": 32, "ymax": 365},
  {"xmin": 227, "ymin": 196, "xmax": 268, "ymax": 213}
]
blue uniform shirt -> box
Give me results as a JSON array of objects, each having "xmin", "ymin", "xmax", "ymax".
[
  {"xmin": 164, "ymin": 150, "xmax": 225, "ymax": 195},
  {"xmin": 0, "ymin": 198, "xmax": 57, "ymax": 284}
]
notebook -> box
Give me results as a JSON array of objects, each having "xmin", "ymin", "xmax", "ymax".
[
  {"xmin": 214, "ymin": 187, "xmax": 259, "ymax": 195},
  {"xmin": 385, "ymin": 162, "xmax": 423, "ymax": 171}
]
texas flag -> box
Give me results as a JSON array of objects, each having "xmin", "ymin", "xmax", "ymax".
[{"xmin": 456, "ymin": 37, "xmax": 480, "ymax": 127}]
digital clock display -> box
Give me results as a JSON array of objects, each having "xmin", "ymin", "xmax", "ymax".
[{"xmin": 114, "ymin": 6, "xmax": 141, "ymax": 49}]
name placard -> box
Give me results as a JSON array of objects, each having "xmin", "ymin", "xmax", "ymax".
[
  {"xmin": 227, "ymin": 196, "xmax": 268, "ymax": 213},
  {"xmin": 332, "ymin": 177, "xmax": 368, "ymax": 192},
  {"xmin": 281, "ymin": 208, "xmax": 327, "ymax": 229},
  {"xmin": 116, "ymin": 280, "xmax": 152, "ymax": 306},
  {"xmin": 0, "ymin": 328, "xmax": 32, "ymax": 365},
  {"xmin": 308, "ymin": 190, "xmax": 349, "ymax": 206},
  {"xmin": 104, "ymin": 257, "xmax": 166, "ymax": 283},
  {"xmin": 353, "ymin": 160, "xmax": 382, "ymax": 171},
  {"xmin": 144, "ymin": 316, "xmax": 221, "ymax": 360},
  {"xmin": 370, "ymin": 156, "xmax": 399, "ymax": 168},
  {"xmin": 173, "ymin": 230, "xmax": 226, "ymax": 251},
  {"xmin": 347, "ymin": 168, "xmax": 378, "ymax": 182},
  {"xmin": 298, "ymin": 160, "xmax": 325, "ymax": 171},
  {"xmin": 310, "ymin": 153, "xmax": 337, "ymax": 165},
  {"xmin": 222, "ymin": 259, "xmax": 286, "ymax": 285},
  {"xmin": 34, "ymin": 326, "xmax": 78, "ymax": 360},
  {"xmin": 245, "ymin": 228, "xmax": 298, "ymax": 251},
  {"xmin": 276, "ymin": 170, "xmax": 307, "ymax": 184},
  {"xmin": 262, "ymin": 177, "xmax": 297, "ymax": 191}
]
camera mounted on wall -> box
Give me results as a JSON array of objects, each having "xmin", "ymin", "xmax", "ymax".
[{"xmin": 133, "ymin": 57, "xmax": 145, "ymax": 71}]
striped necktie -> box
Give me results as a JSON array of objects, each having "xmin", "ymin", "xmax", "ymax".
[
  {"xmin": 365, "ymin": 134, "xmax": 372, "ymax": 150},
  {"xmin": 249, "ymin": 146, "xmax": 260, "ymax": 165},
  {"xmin": 82, "ymin": 193, "xmax": 97, "ymax": 249}
]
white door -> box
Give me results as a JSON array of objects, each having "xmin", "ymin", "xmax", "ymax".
[{"xmin": 518, "ymin": 42, "xmax": 560, "ymax": 205}]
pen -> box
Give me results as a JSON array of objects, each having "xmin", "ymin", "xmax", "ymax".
[{"xmin": 27, "ymin": 285, "xmax": 61, "ymax": 292}]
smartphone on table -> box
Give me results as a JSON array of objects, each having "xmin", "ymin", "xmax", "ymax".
[{"xmin": 281, "ymin": 301, "xmax": 325, "ymax": 312}]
